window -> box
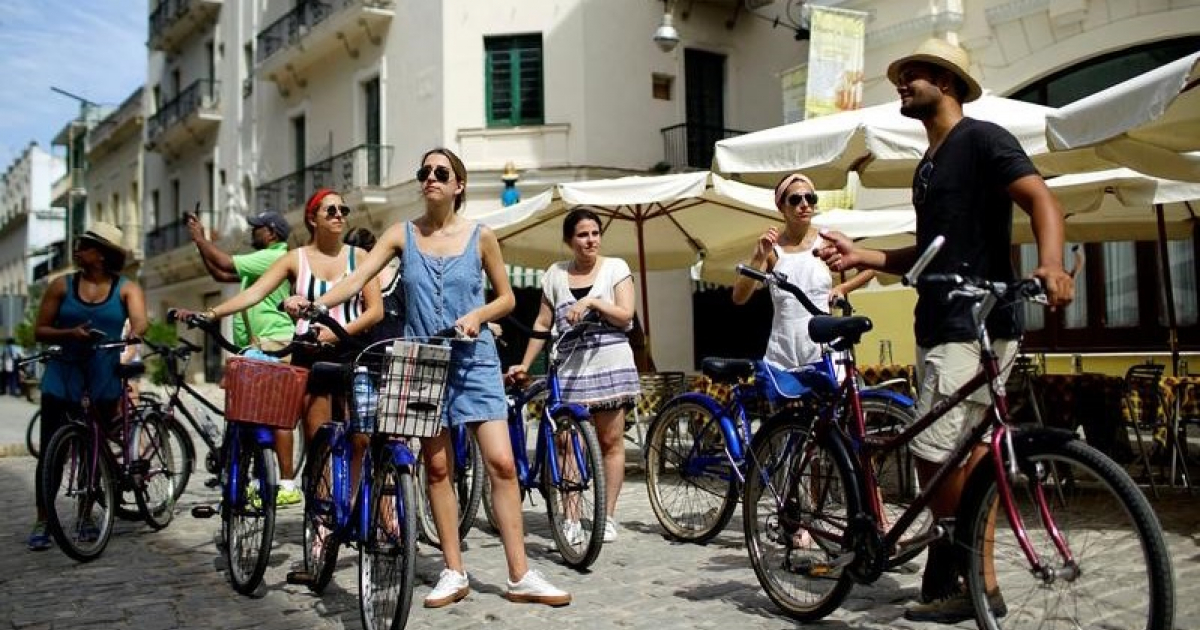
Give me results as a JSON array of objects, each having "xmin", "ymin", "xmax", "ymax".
[
  {"xmin": 363, "ymin": 76, "xmax": 382, "ymax": 184},
  {"xmin": 485, "ymin": 34, "xmax": 543, "ymax": 127},
  {"xmin": 292, "ymin": 115, "xmax": 306, "ymax": 173}
]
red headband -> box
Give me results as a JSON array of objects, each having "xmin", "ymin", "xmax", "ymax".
[{"xmin": 305, "ymin": 188, "xmax": 337, "ymax": 222}]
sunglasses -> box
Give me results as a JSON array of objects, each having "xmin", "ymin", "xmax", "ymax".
[
  {"xmin": 323, "ymin": 204, "xmax": 352, "ymax": 219},
  {"xmin": 417, "ymin": 165, "xmax": 452, "ymax": 184},
  {"xmin": 914, "ymin": 160, "xmax": 934, "ymax": 205},
  {"xmin": 786, "ymin": 191, "xmax": 819, "ymax": 207},
  {"xmin": 73, "ymin": 237, "xmax": 98, "ymax": 251}
]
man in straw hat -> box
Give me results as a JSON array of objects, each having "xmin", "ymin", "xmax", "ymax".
[
  {"xmin": 27, "ymin": 221, "xmax": 148, "ymax": 550},
  {"xmin": 816, "ymin": 38, "xmax": 1074, "ymax": 623}
]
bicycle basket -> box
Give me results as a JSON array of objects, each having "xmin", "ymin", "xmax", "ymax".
[
  {"xmin": 222, "ymin": 356, "xmax": 310, "ymax": 429},
  {"xmin": 374, "ymin": 340, "xmax": 451, "ymax": 438}
]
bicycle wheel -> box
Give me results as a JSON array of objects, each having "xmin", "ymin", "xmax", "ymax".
[
  {"xmin": 359, "ymin": 454, "xmax": 417, "ymax": 630},
  {"xmin": 40, "ymin": 426, "xmax": 116, "ymax": 562},
  {"xmin": 25, "ymin": 409, "xmax": 40, "ymax": 458},
  {"xmin": 742, "ymin": 415, "xmax": 856, "ymax": 622},
  {"xmin": 415, "ymin": 428, "xmax": 484, "ymax": 548},
  {"xmin": 960, "ymin": 436, "xmax": 1174, "ymax": 630},
  {"xmin": 860, "ymin": 397, "xmax": 932, "ymax": 566},
  {"xmin": 155, "ymin": 411, "xmax": 195, "ymax": 503},
  {"xmin": 130, "ymin": 413, "xmax": 178, "ymax": 530},
  {"xmin": 301, "ymin": 433, "xmax": 340, "ymax": 594},
  {"xmin": 223, "ymin": 437, "xmax": 278, "ymax": 596},
  {"xmin": 543, "ymin": 412, "xmax": 606, "ymax": 569},
  {"xmin": 645, "ymin": 398, "xmax": 738, "ymax": 543}
]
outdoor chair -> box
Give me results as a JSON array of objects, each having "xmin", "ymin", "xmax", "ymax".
[{"xmin": 1122, "ymin": 363, "xmax": 1166, "ymax": 497}]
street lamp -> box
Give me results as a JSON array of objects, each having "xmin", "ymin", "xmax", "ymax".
[{"xmin": 652, "ymin": 2, "xmax": 680, "ymax": 52}]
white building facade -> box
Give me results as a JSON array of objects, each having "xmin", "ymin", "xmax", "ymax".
[{"xmin": 0, "ymin": 143, "xmax": 66, "ymax": 336}]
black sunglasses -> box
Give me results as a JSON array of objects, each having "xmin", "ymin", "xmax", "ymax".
[
  {"xmin": 417, "ymin": 165, "xmax": 452, "ymax": 184},
  {"xmin": 786, "ymin": 191, "xmax": 819, "ymax": 207},
  {"xmin": 914, "ymin": 160, "xmax": 934, "ymax": 205},
  {"xmin": 323, "ymin": 204, "xmax": 352, "ymax": 219}
]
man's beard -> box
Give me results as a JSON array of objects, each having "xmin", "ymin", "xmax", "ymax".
[{"xmin": 900, "ymin": 96, "xmax": 936, "ymax": 120}]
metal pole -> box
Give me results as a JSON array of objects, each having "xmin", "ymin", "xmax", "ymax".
[{"xmin": 1155, "ymin": 203, "xmax": 1180, "ymax": 376}]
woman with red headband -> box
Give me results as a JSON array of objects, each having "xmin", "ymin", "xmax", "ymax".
[
  {"xmin": 731, "ymin": 173, "xmax": 875, "ymax": 369},
  {"xmin": 287, "ymin": 147, "xmax": 572, "ymax": 608},
  {"xmin": 182, "ymin": 188, "xmax": 383, "ymax": 497}
]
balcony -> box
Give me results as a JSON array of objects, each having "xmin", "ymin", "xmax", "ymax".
[
  {"xmin": 256, "ymin": 144, "xmax": 392, "ymax": 214},
  {"xmin": 50, "ymin": 168, "xmax": 86, "ymax": 209},
  {"xmin": 87, "ymin": 88, "xmax": 144, "ymax": 159},
  {"xmin": 660, "ymin": 123, "xmax": 745, "ymax": 171},
  {"xmin": 149, "ymin": 0, "xmax": 223, "ymax": 53},
  {"xmin": 256, "ymin": 0, "xmax": 394, "ymax": 93},
  {"xmin": 145, "ymin": 219, "xmax": 191, "ymax": 259},
  {"xmin": 146, "ymin": 79, "xmax": 221, "ymax": 155}
]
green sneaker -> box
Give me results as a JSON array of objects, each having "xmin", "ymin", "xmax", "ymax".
[
  {"xmin": 275, "ymin": 487, "xmax": 303, "ymax": 507},
  {"xmin": 904, "ymin": 589, "xmax": 1007, "ymax": 624}
]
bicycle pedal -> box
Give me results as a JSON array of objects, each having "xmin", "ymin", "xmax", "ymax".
[
  {"xmin": 191, "ymin": 505, "xmax": 217, "ymax": 519},
  {"xmin": 204, "ymin": 476, "xmax": 220, "ymax": 488},
  {"xmin": 286, "ymin": 570, "xmax": 314, "ymax": 586}
]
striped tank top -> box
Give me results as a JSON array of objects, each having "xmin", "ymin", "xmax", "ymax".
[{"xmin": 293, "ymin": 245, "xmax": 365, "ymax": 334}]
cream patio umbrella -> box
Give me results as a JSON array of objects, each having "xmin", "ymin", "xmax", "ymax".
[
  {"xmin": 713, "ymin": 94, "xmax": 1095, "ymax": 189},
  {"xmin": 1046, "ymin": 52, "xmax": 1200, "ymax": 182},
  {"xmin": 464, "ymin": 171, "xmax": 784, "ymax": 341}
]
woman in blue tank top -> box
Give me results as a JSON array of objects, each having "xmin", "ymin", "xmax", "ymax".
[
  {"xmin": 294, "ymin": 148, "xmax": 571, "ymax": 607},
  {"xmin": 27, "ymin": 222, "xmax": 148, "ymax": 551}
]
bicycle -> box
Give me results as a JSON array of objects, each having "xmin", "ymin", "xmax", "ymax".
[
  {"xmin": 491, "ymin": 314, "xmax": 607, "ymax": 569},
  {"xmin": 26, "ymin": 385, "xmax": 164, "ymax": 460},
  {"xmin": 28, "ymin": 338, "xmax": 180, "ymax": 561},
  {"xmin": 174, "ymin": 309, "xmax": 308, "ymax": 596},
  {"xmin": 741, "ymin": 237, "xmax": 1175, "ymax": 629},
  {"xmin": 286, "ymin": 305, "xmax": 438, "ymax": 630},
  {"xmin": 644, "ymin": 273, "xmax": 923, "ymax": 546}
]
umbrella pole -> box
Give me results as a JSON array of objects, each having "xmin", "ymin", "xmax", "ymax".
[
  {"xmin": 1154, "ymin": 203, "xmax": 1180, "ymax": 376},
  {"xmin": 636, "ymin": 219, "xmax": 654, "ymax": 365}
]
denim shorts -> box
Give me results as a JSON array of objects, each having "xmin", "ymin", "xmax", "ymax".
[{"xmin": 441, "ymin": 358, "xmax": 508, "ymax": 428}]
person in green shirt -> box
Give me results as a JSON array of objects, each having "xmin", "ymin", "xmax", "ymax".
[{"xmin": 187, "ymin": 209, "xmax": 302, "ymax": 505}]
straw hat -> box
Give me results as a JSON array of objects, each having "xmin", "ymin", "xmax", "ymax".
[
  {"xmin": 887, "ymin": 38, "xmax": 982, "ymax": 103},
  {"xmin": 78, "ymin": 221, "xmax": 128, "ymax": 271}
]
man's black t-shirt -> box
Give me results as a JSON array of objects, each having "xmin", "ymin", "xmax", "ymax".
[{"xmin": 912, "ymin": 117, "xmax": 1038, "ymax": 348}]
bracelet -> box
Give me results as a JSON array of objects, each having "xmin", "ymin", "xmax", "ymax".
[{"xmin": 204, "ymin": 308, "xmax": 217, "ymax": 320}]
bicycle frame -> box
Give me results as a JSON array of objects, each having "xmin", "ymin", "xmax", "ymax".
[
  {"xmin": 319, "ymin": 420, "xmax": 417, "ymax": 541},
  {"xmin": 507, "ymin": 377, "xmax": 594, "ymax": 493}
]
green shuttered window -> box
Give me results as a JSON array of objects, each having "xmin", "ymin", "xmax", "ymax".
[{"xmin": 485, "ymin": 34, "xmax": 544, "ymax": 127}]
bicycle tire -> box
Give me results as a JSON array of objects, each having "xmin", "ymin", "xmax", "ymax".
[
  {"xmin": 959, "ymin": 435, "xmax": 1174, "ymax": 630},
  {"xmin": 40, "ymin": 426, "xmax": 116, "ymax": 562},
  {"xmin": 543, "ymin": 411, "xmax": 606, "ymax": 569},
  {"xmin": 223, "ymin": 439, "xmax": 277, "ymax": 596},
  {"xmin": 25, "ymin": 409, "xmax": 40, "ymax": 458},
  {"xmin": 645, "ymin": 398, "xmax": 739, "ymax": 543},
  {"xmin": 359, "ymin": 454, "xmax": 417, "ymax": 630},
  {"xmin": 301, "ymin": 433, "xmax": 340, "ymax": 594},
  {"xmin": 131, "ymin": 413, "xmax": 178, "ymax": 530},
  {"xmin": 858, "ymin": 397, "xmax": 932, "ymax": 567},
  {"xmin": 742, "ymin": 414, "xmax": 856, "ymax": 621},
  {"xmin": 151, "ymin": 408, "xmax": 195, "ymax": 503},
  {"xmin": 415, "ymin": 428, "xmax": 484, "ymax": 548}
]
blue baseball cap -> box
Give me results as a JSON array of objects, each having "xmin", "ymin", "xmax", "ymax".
[{"xmin": 247, "ymin": 211, "xmax": 291, "ymax": 240}]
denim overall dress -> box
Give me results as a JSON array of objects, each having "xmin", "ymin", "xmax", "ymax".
[{"xmin": 402, "ymin": 221, "xmax": 507, "ymax": 427}]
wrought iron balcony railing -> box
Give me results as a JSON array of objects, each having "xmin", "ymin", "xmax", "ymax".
[
  {"xmin": 255, "ymin": 144, "xmax": 392, "ymax": 213},
  {"xmin": 145, "ymin": 219, "xmax": 191, "ymax": 259},
  {"xmin": 660, "ymin": 123, "xmax": 746, "ymax": 171},
  {"xmin": 146, "ymin": 79, "xmax": 220, "ymax": 145}
]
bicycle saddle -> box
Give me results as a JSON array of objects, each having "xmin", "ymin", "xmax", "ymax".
[
  {"xmin": 808, "ymin": 316, "xmax": 873, "ymax": 348},
  {"xmin": 701, "ymin": 358, "xmax": 756, "ymax": 383},
  {"xmin": 306, "ymin": 361, "xmax": 351, "ymax": 396}
]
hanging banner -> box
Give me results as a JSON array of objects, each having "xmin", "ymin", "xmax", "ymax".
[
  {"xmin": 780, "ymin": 64, "xmax": 807, "ymax": 124},
  {"xmin": 804, "ymin": 6, "xmax": 867, "ymax": 118},
  {"xmin": 805, "ymin": 5, "xmax": 867, "ymax": 209}
]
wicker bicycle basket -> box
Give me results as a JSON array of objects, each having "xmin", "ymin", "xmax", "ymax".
[
  {"xmin": 366, "ymin": 339, "xmax": 451, "ymax": 438},
  {"xmin": 222, "ymin": 356, "xmax": 310, "ymax": 429}
]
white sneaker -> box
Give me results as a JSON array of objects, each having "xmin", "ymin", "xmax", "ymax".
[
  {"xmin": 424, "ymin": 568, "xmax": 469, "ymax": 608},
  {"xmin": 603, "ymin": 517, "xmax": 618, "ymax": 543},
  {"xmin": 505, "ymin": 569, "xmax": 571, "ymax": 606},
  {"xmin": 563, "ymin": 520, "xmax": 585, "ymax": 546}
]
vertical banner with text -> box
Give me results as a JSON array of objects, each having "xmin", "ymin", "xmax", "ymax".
[{"xmin": 804, "ymin": 6, "xmax": 867, "ymax": 209}]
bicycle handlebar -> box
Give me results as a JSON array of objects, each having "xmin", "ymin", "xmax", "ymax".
[
  {"xmin": 735, "ymin": 264, "xmax": 850, "ymax": 317},
  {"xmin": 166, "ymin": 308, "xmax": 312, "ymax": 358},
  {"xmin": 501, "ymin": 310, "xmax": 611, "ymax": 346}
]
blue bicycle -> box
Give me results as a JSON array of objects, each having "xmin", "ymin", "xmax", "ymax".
[
  {"xmin": 287, "ymin": 306, "xmax": 453, "ymax": 630},
  {"xmin": 644, "ymin": 267, "xmax": 924, "ymax": 547},
  {"xmin": 487, "ymin": 315, "xmax": 608, "ymax": 569},
  {"xmin": 415, "ymin": 421, "xmax": 483, "ymax": 549}
]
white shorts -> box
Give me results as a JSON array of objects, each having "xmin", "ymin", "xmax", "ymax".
[{"xmin": 910, "ymin": 340, "xmax": 1018, "ymax": 464}]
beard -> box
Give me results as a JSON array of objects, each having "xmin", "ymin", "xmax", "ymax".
[{"xmin": 899, "ymin": 96, "xmax": 936, "ymax": 120}]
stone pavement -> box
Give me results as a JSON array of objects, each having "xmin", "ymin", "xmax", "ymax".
[{"xmin": 1, "ymin": 412, "xmax": 1199, "ymax": 629}]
